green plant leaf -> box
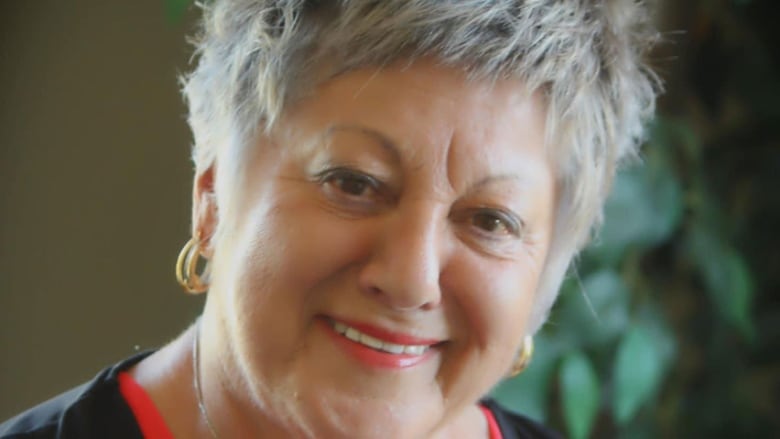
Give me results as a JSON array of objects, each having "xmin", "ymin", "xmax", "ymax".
[
  {"xmin": 589, "ymin": 159, "xmax": 683, "ymax": 266},
  {"xmin": 580, "ymin": 270, "xmax": 631, "ymax": 345},
  {"xmin": 165, "ymin": 0, "xmax": 191, "ymax": 23},
  {"xmin": 560, "ymin": 352, "xmax": 600, "ymax": 439},
  {"xmin": 688, "ymin": 224, "xmax": 755, "ymax": 339},
  {"xmin": 613, "ymin": 325, "xmax": 663, "ymax": 424},
  {"xmin": 635, "ymin": 305, "xmax": 677, "ymax": 376},
  {"xmin": 554, "ymin": 269, "xmax": 630, "ymax": 349}
]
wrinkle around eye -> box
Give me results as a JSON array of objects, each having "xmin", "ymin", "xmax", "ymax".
[
  {"xmin": 470, "ymin": 209, "xmax": 523, "ymax": 238},
  {"xmin": 313, "ymin": 167, "xmax": 393, "ymax": 215},
  {"xmin": 447, "ymin": 207, "xmax": 547, "ymax": 262},
  {"xmin": 450, "ymin": 205, "xmax": 523, "ymax": 235},
  {"xmin": 452, "ymin": 226, "xmax": 525, "ymax": 261}
]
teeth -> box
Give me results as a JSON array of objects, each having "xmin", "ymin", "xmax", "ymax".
[
  {"xmin": 358, "ymin": 333, "xmax": 384, "ymax": 350},
  {"xmin": 345, "ymin": 327, "xmax": 361, "ymax": 341},
  {"xmin": 331, "ymin": 320, "xmax": 430, "ymax": 356},
  {"xmin": 334, "ymin": 321, "xmax": 348, "ymax": 333},
  {"xmin": 403, "ymin": 345, "xmax": 427, "ymax": 355},
  {"xmin": 383, "ymin": 343, "xmax": 405, "ymax": 354}
]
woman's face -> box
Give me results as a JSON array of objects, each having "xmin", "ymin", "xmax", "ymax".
[{"xmin": 202, "ymin": 61, "xmax": 556, "ymax": 438}]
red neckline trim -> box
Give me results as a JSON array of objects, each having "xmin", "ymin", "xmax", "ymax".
[
  {"xmin": 118, "ymin": 371, "xmax": 175, "ymax": 439},
  {"xmin": 480, "ymin": 404, "xmax": 504, "ymax": 439}
]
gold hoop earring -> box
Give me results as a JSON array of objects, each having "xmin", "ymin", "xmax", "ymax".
[
  {"xmin": 175, "ymin": 236, "xmax": 210, "ymax": 294},
  {"xmin": 508, "ymin": 336, "xmax": 534, "ymax": 377}
]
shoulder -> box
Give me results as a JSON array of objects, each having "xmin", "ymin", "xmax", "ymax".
[
  {"xmin": 0, "ymin": 352, "xmax": 153, "ymax": 439},
  {"xmin": 480, "ymin": 398, "xmax": 563, "ymax": 439}
]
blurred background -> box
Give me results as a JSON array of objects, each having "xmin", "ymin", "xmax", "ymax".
[{"xmin": 1, "ymin": 1, "xmax": 778, "ymax": 437}]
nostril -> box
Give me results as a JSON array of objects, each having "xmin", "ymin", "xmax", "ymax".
[
  {"xmin": 366, "ymin": 285, "xmax": 384, "ymax": 297},
  {"xmin": 418, "ymin": 297, "xmax": 441, "ymax": 311},
  {"xmin": 357, "ymin": 232, "xmax": 445, "ymax": 310},
  {"xmin": 361, "ymin": 279, "xmax": 442, "ymax": 311}
]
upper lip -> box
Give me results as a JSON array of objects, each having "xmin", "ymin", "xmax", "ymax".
[{"xmin": 325, "ymin": 316, "xmax": 444, "ymax": 346}]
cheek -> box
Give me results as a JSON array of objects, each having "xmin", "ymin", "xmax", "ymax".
[
  {"xmin": 445, "ymin": 253, "xmax": 540, "ymax": 350},
  {"xmin": 226, "ymin": 192, "xmax": 371, "ymax": 314},
  {"xmin": 209, "ymin": 197, "xmax": 299, "ymax": 346},
  {"xmin": 264, "ymin": 197, "xmax": 373, "ymax": 289}
]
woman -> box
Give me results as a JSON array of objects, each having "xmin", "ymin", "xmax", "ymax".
[{"xmin": 1, "ymin": 0, "xmax": 658, "ymax": 438}]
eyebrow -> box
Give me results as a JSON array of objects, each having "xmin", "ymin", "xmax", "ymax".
[
  {"xmin": 467, "ymin": 173, "xmax": 525, "ymax": 193},
  {"xmin": 323, "ymin": 124, "xmax": 534, "ymax": 193},
  {"xmin": 326, "ymin": 124, "xmax": 401, "ymax": 164}
]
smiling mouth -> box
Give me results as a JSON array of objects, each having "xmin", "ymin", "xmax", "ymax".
[{"xmin": 327, "ymin": 319, "xmax": 432, "ymax": 356}]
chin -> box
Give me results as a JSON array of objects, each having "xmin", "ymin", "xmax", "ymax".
[{"xmin": 294, "ymin": 388, "xmax": 444, "ymax": 439}]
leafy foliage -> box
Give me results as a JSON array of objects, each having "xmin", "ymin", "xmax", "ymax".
[
  {"xmin": 613, "ymin": 325, "xmax": 663, "ymax": 424},
  {"xmin": 560, "ymin": 352, "xmax": 600, "ymax": 439}
]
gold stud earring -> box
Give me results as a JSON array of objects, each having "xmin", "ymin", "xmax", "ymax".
[
  {"xmin": 508, "ymin": 335, "xmax": 534, "ymax": 377},
  {"xmin": 175, "ymin": 233, "xmax": 210, "ymax": 293}
]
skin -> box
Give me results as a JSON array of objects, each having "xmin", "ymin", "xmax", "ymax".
[{"xmin": 132, "ymin": 60, "xmax": 556, "ymax": 438}]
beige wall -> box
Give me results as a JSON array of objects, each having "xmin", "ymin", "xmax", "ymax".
[{"xmin": 1, "ymin": 1, "xmax": 204, "ymax": 418}]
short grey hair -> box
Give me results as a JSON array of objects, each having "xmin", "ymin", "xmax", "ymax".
[{"xmin": 182, "ymin": 0, "xmax": 661, "ymax": 332}]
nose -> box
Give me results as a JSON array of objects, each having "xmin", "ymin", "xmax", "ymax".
[{"xmin": 358, "ymin": 202, "xmax": 450, "ymax": 311}]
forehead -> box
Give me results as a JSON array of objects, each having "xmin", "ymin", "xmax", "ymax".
[
  {"xmin": 278, "ymin": 60, "xmax": 553, "ymax": 188},
  {"xmin": 290, "ymin": 61, "xmax": 545, "ymax": 131}
]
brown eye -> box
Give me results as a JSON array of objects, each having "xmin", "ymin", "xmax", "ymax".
[
  {"xmin": 316, "ymin": 167, "xmax": 381, "ymax": 200},
  {"xmin": 469, "ymin": 209, "xmax": 522, "ymax": 237},
  {"xmin": 333, "ymin": 174, "xmax": 371, "ymax": 196},
  {"xmin": 473, "ymin": 212, "xmax": 505, "ymax": 233}
]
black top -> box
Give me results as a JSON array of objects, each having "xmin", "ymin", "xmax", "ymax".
[{"xmin": 1, "ymin": 353, "xmax": 560, "ymax": 438}]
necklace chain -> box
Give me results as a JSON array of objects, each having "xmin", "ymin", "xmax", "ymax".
[{"xmin": 192, "ymin": 320, "xmax": 220, "ymax": 439}]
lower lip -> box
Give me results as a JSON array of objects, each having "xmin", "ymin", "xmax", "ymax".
[{"xmin": 318, "ymin": 320, "xmax": 435, "ymax": 370}]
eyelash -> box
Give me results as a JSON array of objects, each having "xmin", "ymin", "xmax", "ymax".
[
  {"xmin": 459, "ymin": 208, "xmax": 524, "ymax": 239},
  {"xmin": 313, "ymin": 167, "xmax": 525, "ymax": 240},
  {"xmin": 315, "ymin": 167, "xmax": 384, "ymax": 201}
]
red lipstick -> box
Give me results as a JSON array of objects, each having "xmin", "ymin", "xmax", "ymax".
[
  {"xmin": 335, "ymin": 318, "xmax": 441, "ymax": 346},
  {"xmin": 318, "ymin": 318, "xmax": 438, "ymax": 370}
]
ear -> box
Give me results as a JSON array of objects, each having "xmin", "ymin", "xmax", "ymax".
[{"xmin": 192, "ymin": 165, "xmax": 218, "ymax": 258}]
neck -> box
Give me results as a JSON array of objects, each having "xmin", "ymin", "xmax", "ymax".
[
  {"xmin": 128, "ymin": 323, "xmax": 218, "ymax": 438},
  {"xmin": 192, "ymin": 320, "xmax": 219, "ymax": 438},
  {"xmin": 195, "ymin": 308, "xmax": 312, "ymax": 438}
]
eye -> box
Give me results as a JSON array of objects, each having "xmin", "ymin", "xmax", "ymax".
[
  {"xmin": 316, "ymin": 167, "xmax": 382, "ymax": 199},
  {"xmin": 332, "ymin": 173, "xmax": 372, "ymax": 196},
  {"xmin": 469, "ymin": 208, "xmax": 523, "ymax": 237}
]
